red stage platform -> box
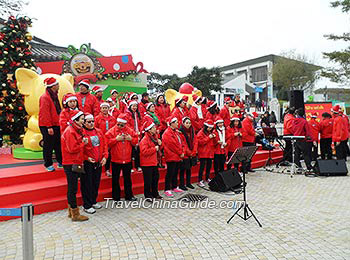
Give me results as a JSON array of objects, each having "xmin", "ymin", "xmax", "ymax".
[{"xmin": 0, "ymin": 146, "xmax": 282, "ymax": 221}]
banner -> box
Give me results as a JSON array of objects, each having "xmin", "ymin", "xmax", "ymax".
[{"xmin": 304, "ymin": 102, "xmax": 333, "ymax": 122}]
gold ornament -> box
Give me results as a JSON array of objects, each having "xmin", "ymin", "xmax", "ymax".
[
  {"xmin": 10, "ymin": 91, "xmax": 15, "ymax": 95},
  {"xmin": 0, "ymin": 103, "xmax": 3, "ymax": 107},
  {"xmin": 25, "ymin": 32, "xmax": 32, "ymax": 41},
  {"xmin": 3, "ymin": 51, "xmax": 8, "ymax": 55},
  {"xmin": 9, "ymin": 104, "xmax": 14, "ymax": 109},
  {"xmin": 0, "ymin": 42, "xmax": 4, "ymax": 47},
  {"xmin": 7, "ymin": 74, "xmax": 13, "ymax": 81},
  {"xmin": 0, "ymin": 60, "xmax": 5, "ymax": 65}
]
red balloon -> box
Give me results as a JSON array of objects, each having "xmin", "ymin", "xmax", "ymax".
[{"xmin": 179, "ymin": 83, "xmax": 195, "ymax": 94}]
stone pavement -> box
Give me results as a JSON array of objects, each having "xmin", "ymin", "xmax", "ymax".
[{"xmin": 1, "ymin": 167, "xmax": 350, "ymax": 260}]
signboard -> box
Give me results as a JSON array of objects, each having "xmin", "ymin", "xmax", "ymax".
[
  {"xmin": 304, "ymin": 102, "xmax": 333, "ymax": 122},
  {"xmin": 255, "ymin": 87, "xmax": 263, "ymax": 93}
]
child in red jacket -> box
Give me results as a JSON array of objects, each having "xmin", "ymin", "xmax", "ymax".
[
  {"xmin": 213, "ymin": 116, "xmax": 229, "ymax": 176},
  {"xmin": 197, "ymin": 119, "xmax": 216, "ymax": 187},
  {"xmin": 59, "ymin": 93, "xmax": 79, "ymax": 133},
  {"xmin": 227, "ymin": 117, "xmax": 242, "ymax": 170}
]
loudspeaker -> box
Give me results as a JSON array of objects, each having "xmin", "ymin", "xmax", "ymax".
[
  {"xmin": 209, "ymin": 169, "xmax": 242, "ymax": 192},
  {"xmin": 289, "ymin": 90, "xmax": 304, "ymax": 110},
  {"xmin": 315, "ymin": 159, "xmax": 348, "ymax": 176}
]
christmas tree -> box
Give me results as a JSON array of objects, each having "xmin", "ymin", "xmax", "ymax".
[{"xmin": 0, "ymin": 16, "xmax": 35, "ymax": 146}]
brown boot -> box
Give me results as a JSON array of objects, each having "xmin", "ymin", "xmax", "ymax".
[
  {"xmin": 71, "ymin": 207, "xmax": 89, "ymax": 222},
  {"xmin": 68, "ymin": 205, "xmax": 72, "ymax": 218}
]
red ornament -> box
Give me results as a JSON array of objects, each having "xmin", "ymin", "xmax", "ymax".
[
  {"xmin": 10, "ymin": 24, "xmax": 14, "ymax": 29},
  {"xmin": 19, "ymin": 107, "xmax": 23, "ymax": 111},
  {"xmin": 10, "ymin": 61, "xmax": 17, "ymax": 67},
  {"xmin": 0, "ymin": 33, "xmax": 4, "ymax": 40}
]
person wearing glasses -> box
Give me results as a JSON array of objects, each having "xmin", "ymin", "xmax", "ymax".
[
  {"xmin": 105, "ymin": 113, "xmax": 138, "ymax": 202},
  {"xmin": 82, "ymin": 114, "xmax": 108, "ymax": 214}
]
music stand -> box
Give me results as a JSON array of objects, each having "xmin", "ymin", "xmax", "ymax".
[
  {"xmin": 226, "ymin": 146, "xmax": 262, "ymax": 227},
  {"xmin": 262, "ymin": 127, "xmax": 277, "ymax": 168}
]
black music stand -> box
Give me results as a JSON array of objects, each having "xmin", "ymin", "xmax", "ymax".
[
  {"xmin": 262, "ymin": 127, "xmax": 277, "ymax": 168},
  {"xmin": 226, "ymin": 146, "xmax": 262, "ymax": 227}
]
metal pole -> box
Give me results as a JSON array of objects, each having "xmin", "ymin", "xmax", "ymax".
[{"xmin": 21, "ymin": 204, "xmax": 34, "ymax": 260}]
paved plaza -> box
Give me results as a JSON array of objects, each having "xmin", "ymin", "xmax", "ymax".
[{"xmin": 1, "ymin": 167, "xmax": 350, "ymax": 260}]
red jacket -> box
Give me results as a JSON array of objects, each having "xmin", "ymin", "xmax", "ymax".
[
  {"xmin": 179, "ymin": 127, "xmax": 198, "ymax": 159},
  {"xmin": 241, "ymin": 117, "xmax": 255, "ymax": 143},
  {"xmin": 109, "ymin": 106, "xmax": 120, "ymax": 119},
  {"xmin": 308, "ymin": 119, "xmax": 320, "ymax": 142},
  {"xmin": 126, "ymin": 111, "xmax": 142, "ymax": 135},
  {"xmin": 95, "ymin": 113, "xmax": 117, "ymax": 134},
  {"xmin": 76, "ymin": 92, "xmax": 100, "ymax": 117},
  {"xmin": 138, "ymin": 101, "xmax": 148, "ymax": 116},
  {"xmin": 227, "ymin": 126, "xmax": 242, "ymax": 152},
  {"xmin": 292, "ymin": 117, "xmax": 312, "ymax": 142},
  {"xmin": 162, "ymin": 127, "xmax": 184, "ymax": 162},
  {"xmin": 61, "ymin": 123, "xmax": 84, "ymax": 165},
  {"xmin": 83, "ymin": 128, "xmax": 108, "ymax": 162},
  {"xmin": 332, "ymin": 115, "xmax": 343, "ymax": 142},
  {"xmin": 341, "ymin": 114, "xmax": 349, "ymax": 141},
  {"xmin": 105, "ymin": 125, "xmax": 138, "ymax": 164},
  {"xmin": 119, "ymin": 99, "xmax": 128, "ymax": 113},
  {"xmin": 283, "ymin": 114, "xmax": 295, "ymax": 135},
  {"xmin": 320, "ymin": 118, "xmax": 333, "ymax": 139},
  {"xmin": 201, "ymin": 103, "xmax": 208, "ymax": 119},
  {"xmin": 39, "ymin": 90, "xmax": 60, "ymax": 127},
  {"xmin": 197, "ymin": 129, "xmax": 215, "ymax": 159},
  {"xmin": 171, "ymin": 107, "xmax": 189, "ymax": 126},
  {"xmin": 205, "ymin": 111, "xmax": 218, "ymax": 122},
  {"xmin": 59, "ymin": 108, "xmax": 77, "ymax": 133},
  {"xmin": 189, "ymin": 105, "xmax": 204, "ymax": 132},
  {"xmin": 139, "ymin": 132, "xmax": 159, "ymax": 167},
  {"xmin": 155, "ymin": 104, "xmax": 171, "ymax": 132},
  {"xmin": 219, "ymin": 106, "xmax": 231, "ymax": 127},
  {"xmin": 213, "ymin": 128, "xmax": 229, "ymax": 154}
]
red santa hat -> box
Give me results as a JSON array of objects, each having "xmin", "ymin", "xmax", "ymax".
[
  {"xmin": 146, "ymin": 102, "xmax": 154, "ymax": 111},
  {"xmin": 331, "ymin": 105, "xmax": 340, "ymax": 113},
  {"xmin": 100, "ymin": 102, "xmax": 110, "ymax": 108},
  {"xmin": 248, "ymin": 112, "xmax": 259, "ymax": 118},
  {"xmin": 204, "ymin": 119, "xmax": 214, "ymax": 128},
  {"xmin": 167, "ymin": 116, "xmax": 178, "ymax": 125},
  {"xmin": 311, "ymin": 112, "xmax": 318, "ymax": 118},
  {"xmin": 208, "ymin": 100, "xmax": 217, "ymax": 109},
  {"xmin": 182, "ymin": 116, "xmax": 191, "ymax": 124},
  {"xmin": 71, "ymin": 110, "xmax": 84, "ymax": 121},
  {"xmin": 129, "ymin": 92, "xmax": 138, "ymax": 100},
  {"xmin": 214, "ymin": 116, "xmax": 224, "ymax": 124},
  {"xmin": 224, "ymin": 97, "xmax": 231, "ymax": 103},
  {"xmin": 44, "ymin": 77, "xmax": 58, "ymax": 88},
  {"xmin": 106, "ymin": 97, "xmax": 114, "ymax": 103},
  {"xmin": 179, "ymin": 83, "xmax": 195, "ymax": 94},
  {"xmin": 117, "ymin": 113, "xmax": 128, "ymax": 124},
  {"xmin": 175, "ymin": 98, "xmax": 183, "ymax": 105},
  {"xmin": 128, "ymin": 100, "xmax": 138, "ymax": 108},
  {"xmin": 63, "ymin": 93, "xmax": 77, "ymax": 104},
  {"xmin": 92, "ymin": 86, "xmax": 103, "ymax": 93},
  {"xmin": 78, "ymin": 79, "xmax": 90, "ymax": 89},
  {"xmin": 192, "ymin": 94, "xmax": 201, "ymax": 103},
  {"xmin": 110, "ymin": 89, "xmax": 118, "ymax": 95},
  {"xmin": 84, "ymin": 113, "xmax": 94, "ymax": 121},
  {"xmin": 156, "ymin": 93, "xmax": 165, "ymax": 100},
  {"xmin": 230, "ymin": 117, "xmax": 240, "ymax": 121},
  {"xmin": 142, "ymin": 120, "xmax": 155, "ymax": 132}
]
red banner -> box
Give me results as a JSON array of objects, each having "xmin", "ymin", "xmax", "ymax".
[{"xmin": 304, "ymin": 102, "xmax": 333, "ymax": 122}]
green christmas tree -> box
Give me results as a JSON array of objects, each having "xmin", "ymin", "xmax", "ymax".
[{"xmin": 0, "ymin": 16, "xmax": 36, "ymax": 146}]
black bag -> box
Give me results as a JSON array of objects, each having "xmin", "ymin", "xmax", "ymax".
[
  {"xmin": 72, "ymin": 164, "xmax": 85, "ymax": 174},
  {"xmin": 190, "ymin": 156, "xmax": 198, "ymax": 166}
]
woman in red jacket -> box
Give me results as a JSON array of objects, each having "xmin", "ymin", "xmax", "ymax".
[
  {"xmin": 59, "ymin": 93, "xmax": 79, "ymax": 133},
  {"xmin": 82, "ymin": 114, "xmax": 108, "ymax": 214},
  {"xmin": 155, "ymin": 94, "xmax": 171, "ymax": 137},
  {"xmin": 213, "ymin": 116, "xmax": 229, "ymax": 176},
  {"xmin": 139, "ymin": 120, "xmax": 163, "ymax": 201},
  {"xmin": 105, "ymin": 113, "xmax": 138, "ymax": 201},
  {"xmin": 205, "ymin": 101, "xmax": 219, "ymax": 121},
  {"xmin": 106, "ymin": 98, "xmax": 120, "ymax": 119},
  {"xmin": 197, "ymin": 119, "xmax": 216, "ymax": 187},
  {"xmin": 171, "ymin": 97, "xmax": 189, "ymax": 126},
  {"xmin": 61, "ymin": 110, "xmax": 89, "ymax": 221},
  {"xmin": 142, "ymin": 103, "xmax": 161, "ymax": 130},
  {"xmin": 319, "ymin": 112, "xmax": 333, "ymax": 160},
  {"xmin": 241, "ymin": 112, "xmax": 258, "ymax": 173},
  {"xmin": 227, "ymin": 117, "xmax": 242, "ymax": 170},
  {"xmin": 178, "ymin": 117, "xmax": 198, "ymax": 190}
]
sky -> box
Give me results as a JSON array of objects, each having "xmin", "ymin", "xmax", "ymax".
[{"xmin": 19, "ymin": 0, "xmax": 350, "ymax": 76}]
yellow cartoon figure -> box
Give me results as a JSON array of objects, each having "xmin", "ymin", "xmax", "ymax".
[
  {"xmin": 165, "ymin": 83, "xmax": 202, "ymax": 110},
  {"xmin": 15, "ymin": 68, "xmax": 75, "ymax": 151}
]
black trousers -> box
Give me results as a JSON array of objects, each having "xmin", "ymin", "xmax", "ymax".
[
  {"xmin": 165, "ymin": 161, "xmax": 180, "ymax": 190},
  {"xmin": 311, "ymin": 143, "xmax": 318, "ymax": 162},
  {"xmin": 320, "ymin": 138, "xmax": 332, "ymax": 160},
  {"xmin": 81, "ymin": 161, "xmax": 102, "ymax": 209},
  {"xmin": 111, "ymin": 162, "xmax": 133, "ymax": 200},
  {"xmin": 39, "ymin": 126, "xmax": 62, "ymax": 167},
  {"xmin": 198, "ymin": 158, "xmax": 212, "ymax": 181},
  {"xmin": 295, "ymin": 141, "xmax": 312, "ymax": 170},
  {"xmin": 132, "ymin": 146, "xmax": 140, "ymax": 168},
  {"xmin": 214, "ymin": 154, "xmax": 226, "ymax": 176},
  {"xmin": 341, "ymin": 139, "xmax": 348, "ymax": 161},
  {"xmin": 141, "ymin": 166, "xmax": 160, "ymax": 198},
  {"xmin": 63, "ymin": 165, "xmax": 80, "ymax": 209},
  {"xmin": 179, "ymin": 159, "xmax": 192, "ymax": 186},
  {"xmin": 105, "ymin": 150, "xmax": 111, "ymax": 171},
  {"xmin": 335, "ymin": 140, "xmax": 348, "ymax": 160},
  {"xmin": 227, "ymin": 151, "xmax": 239, "ymax": 170},
  {"xmin": 283, "ymin": 135, "xmax": 292, "ymax": 162},
  {"xmin": 242, "ymin": 142, "xmax": 255, "ymax": 172}
]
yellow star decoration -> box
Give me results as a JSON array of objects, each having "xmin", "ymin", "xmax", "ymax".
[{"xmin": 7, "ymin": 74, "xmax": 13, "ymax": 81}]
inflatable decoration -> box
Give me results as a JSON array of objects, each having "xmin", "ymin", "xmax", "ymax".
[
  {"xmin": 165, "ymin": 83, "xmax": 202, "ymax": 110},
  {"xmin": 16, "ymin": 68, "xmax": 75, "ymax": 151}
]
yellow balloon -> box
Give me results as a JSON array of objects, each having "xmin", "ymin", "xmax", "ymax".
[{"xmin": 165, "ymin": 88, "xmax": 202, "ymax": 110}]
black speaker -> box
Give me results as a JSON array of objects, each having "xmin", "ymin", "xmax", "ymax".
[
  {"xmin": 209, "ymin": 169, "xmax": 242, "ymax": 192},
  {"xmin": 315, "ymin": 159, "xmax": 348, "ymax": 176},
  {"xmin": 289, "ymin": 90, "xmax": 304, "ymax": 110}
]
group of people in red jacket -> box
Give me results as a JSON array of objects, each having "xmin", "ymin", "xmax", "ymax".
[
  {"xmin": 282, "ymin": 105, "xmax": 349, "ymax": 172},
  {"xmin": 39, "ymin": 77, "xmax": 261, "ymax": 222}
]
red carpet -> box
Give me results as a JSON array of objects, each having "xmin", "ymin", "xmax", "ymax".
[{"xmin": 0, "ymin": 147, "xmax": 282, "ymax": 221}]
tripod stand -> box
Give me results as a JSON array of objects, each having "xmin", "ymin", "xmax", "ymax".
[
  {"xmin": 262, "ymin": 127, "xmax": 278, "ymax": 169},
  {"xmin": 282, "ymin": 136, "xmax": 305, "ymax": 178},
  {"xmin": 226, "ymin": 146, "xmax": 262, "ymax": 227}
]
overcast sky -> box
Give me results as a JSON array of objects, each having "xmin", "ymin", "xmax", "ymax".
[{"xmin": 22, "ymin": 0, "xmax": 349, "ymax": 76}]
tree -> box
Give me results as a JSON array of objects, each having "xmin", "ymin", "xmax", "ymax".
[
  {"xmin": 272, "ymin": 51, "xmax": 320, "ymax": 98},
  {"xmin": 147, "ymin": 72, "xmax": 185, "ymax": 92},
  {"xmin": 322, "ymin": 1, "xmax": 350, "ymax": 83},
  {"xmin": 0, "ymin": 0, "xmax": 28, "ymax": 17},
  {"xmin": 0, "ymin": 16, "xmax": 35, "ymax": 146}
]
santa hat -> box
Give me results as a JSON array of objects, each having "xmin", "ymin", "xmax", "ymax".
[
  {"xmin": 208, "ymin": 101, "xmax": 217, "ymax": 109},
  {"xmin": 167, "ymin": 116, "xmax": 178, "ymax": 125},
  {"xmin": 117, "ymin": 113, "xmax": 128, "ymax": 124},
  {"xmin": 248, "ymin": 112, "xmax": 259, "ymax": 118},
  {"xmin": 204, "ymin": 119, "xmax": 214, "ymax": 128},
  {"xmin": 100, "ymin": 102, "xmax": 110, "ymax": 108},
  {"xmin": 192, "ymin": 94, "xmax": 201, "ymax": 103},
  {"xmin": 71, "ymin": 110, "xmax": 84, "ymax": 121},
  {"xmin": 129, "ymin": 92, "xmax": 138, "ymax": 100},
  {"xmin": 110, "ymin": 89, "xmax": 118, "ymax": 95},
  {"xmin": 175, "ymin": 98, "xmax": 183, "ymax": 105},
  {"xmin": 156, "ymin": 93, "xmax": 164, "ymax": 100},
  {"xmin": 106, "ymin": 97, "xmax": 114, "ymax": 102},
  {"xmin": 182, "ymin": 96, "xmax": 189, "ymax": 103},
  {"xmin": 143, "ymin": 120, "xmax": 155, "ymax": 132},
  {"xmin": 230, "ymin": 117, "xmax": 240, "ymax": 121},
  {"xmin": 92, "ymin": 86, "xmax": 103, "ymax": 93},
  {"xmin": 224, "ymin": 97, "xmax": 231, "ymax": 103},
  {"xmin": 182, "ymin": 116, "xmax": 191, "ymax": 124},
  {"xmin": 331, "ymin": 105, "xmax": 340, "ymax": 113},
  {"xmin": 311, "ymin": 112, "xmax": 318, "ymax": 118},
  {"xmin": 84, "ymin": 113, "xmax": 94, "ymax": 121},
  {"xmin": 63, "ymin": 93, "xmax": 77, "ymax": 104},
  {"xmin": 146, "ymin": 102, "xmax": 154, "ymax": 110},
  {"xmin": 78, "ymin": 79, "xmax": 90, "ymax": 89},
  {"xmin": 44, "ymin": 77, "xmax": 58, "ymax": 88},
  {"xmin": 214, "ymin": 116, "xmax": 224, "ymax": 124},
  {"xmin": 128, "ymin": 100, "xmax": 138, "ymax": 108}
]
